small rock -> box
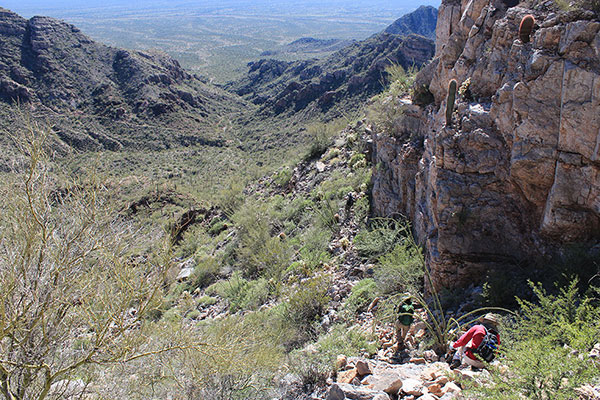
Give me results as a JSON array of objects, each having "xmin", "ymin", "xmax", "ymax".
[
  {"xmin": 327, "ymin": 384, "xmax": 345, "ymax": 400},
  {"xmin": 424, "ymin": 383, "xmax": 442, "ymax": 396},
  {"xmin": 433, "ymin": 376, "xmax": 449, "ymax": 386},
  {"xmin": 338, "ymin": 368, "xmax": 358, "ymax": 384},
  {"xmin": 356, "ymin": 360, "xmax": 372, "ymax": 376},
  {"xmin": 414, "ymin": 329, "xmax": 426, "ymax": 340},
  {"xmin": 423, "ymin": 350, "xmax": 439, "ymax": 362},
  {"xmin": 337, "ymin": 355, "xmax": 348, "ymax": 370},
  {"xmin": 176, "ymin": 267, "xmax": 193, "ymax": 281},
  {"xmin": 330, "ymin": 383, "xmax": 391, "ymax": 400},
  {"xmin": 589, "ymin": 343, "xmax": 600, "ymax": 358},
  {"xmin": 402, "ymin": 378, "xmax": 424, "ymax": 397},
  {"xmin": 409, "ymin": 357, "xmax": 426, "ymax": 365},
  {"xmin": 417, "ymin": 394, "xmax": 439, "ymax": 400},
  {"xmin": 367, "ymin": 297, "xmax": 381, "ymax": 313},
  {"xmin": 362, "ymin": 372, "xmax": 403, "ymax": 395},
  {"xmin": 441, "ymin": 382, "xmax": 461, "ymax": 395}
]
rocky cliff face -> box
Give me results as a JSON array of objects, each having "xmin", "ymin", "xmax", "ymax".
[{"xmin": 371, "ymin": 0, "xmax": 600, "ymax": 288}]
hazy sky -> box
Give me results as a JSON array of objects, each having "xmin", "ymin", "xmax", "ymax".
[{"xmin": 2, "ymin": 0, "xmax": 441, "ymax": 17}]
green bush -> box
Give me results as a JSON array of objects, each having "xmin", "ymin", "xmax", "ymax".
[
  {"xmin": 354, "ymin": 218, "xmax": 407, "ymax": 260},
  {"xmin": 207, "ymin": 272, "xmax": 271, "ymax": 313},
  {"xmin": 345, "ymin": 279, "xmax": 378, "ymax": 315},
  {"xmin": 349, "ymin": 153, "xmax": 367, "ymax": 170},
  {"xmin": 304, "ymin": 120, "xmax": 345, "ymax": 161},
  {"xmin": 207, "ymin": 219, "xmax": 228, "ymax": 236},
  {"xmin": 285, "ymin": 275, "xmax": 331, "ymax": 344},
  {"xmin": 468, "ymin": 279, "xmax": 600, "ymax": 400},
  {"xmin": 273, "ymin": 167, "xmax": 292, "ymax": 187},
  {"xmin": 233, "ymin": 201, "xmax": 293, "ymax": 279},
  {"xmin": 189, "ymin": 255, "xmax": 221, "ymax": 290},
  {"xmin": 375, "ymin": 240, "xmax": 424, "ymax": 295},
  {"xmin": 367, "ymin": 64, "xmax": 417, "ymax": 136}
]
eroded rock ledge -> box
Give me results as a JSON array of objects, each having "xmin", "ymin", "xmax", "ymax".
[{"xmin": 371, "ymin": 0, "xmax": 600, "ymax": 288}]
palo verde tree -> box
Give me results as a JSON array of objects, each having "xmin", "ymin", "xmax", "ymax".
[{"xmin": 0, "ymin": 120, "xmax": 180, "ymax": 400}]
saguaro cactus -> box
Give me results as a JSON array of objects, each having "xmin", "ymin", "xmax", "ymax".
[
  {"xmin": 446, "ymin": 79, "xmax": 457, "ymax": 126},
  {"xmin": 519, "ymin": 15, "xmax": 535, "ymax": 43}
]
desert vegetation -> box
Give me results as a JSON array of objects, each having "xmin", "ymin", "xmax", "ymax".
[{"xmin": 0, "ymin": 1, "xmax": 599, "ymax": 397}]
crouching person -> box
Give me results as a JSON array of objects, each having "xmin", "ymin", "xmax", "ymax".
[{"xmin": 450, "ymin": 313, "xmax": 500, "ymax": 369}]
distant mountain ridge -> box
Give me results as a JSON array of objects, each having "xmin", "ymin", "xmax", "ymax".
[
  {"xmin": 260, "ymin": 37, "xmax": 354, "ymax": 57},
  {"xmin": 227, "ymin": 6, "xmax": 437, "ymax": 117},
  {"xmin": 384, "ymin": 5, "xmax": 438, "ymax": 39},
  {"xmin": 0, "ymin": 7, "xmax": 247, "ymax": 151}
]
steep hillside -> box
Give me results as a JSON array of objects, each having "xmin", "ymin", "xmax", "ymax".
[
  {"xmin": 227, "ymin": 6, "xmax": 438, "ymax": 118},
  {"xmin": 0, "ymin": 7, "xmax": 249, "ymax": 151},
  {"xmin": 371, "ymin": 0, "xmax": 600, "ymax": 289},
  {"xmin": 384, "ymin": 5, "xmax": 438, "ymax": 39},
  {"xmin": 229, "ymin": 33, "xmax": 434, "ymax": 117}
]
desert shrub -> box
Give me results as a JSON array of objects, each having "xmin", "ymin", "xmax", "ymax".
[
  {"xmin": 353, "ymin": 196, "xmax": 370, "ymax": 227},
  {"xmin": 273, "ymin": 166, "xmax": 292, "ymax": 187},
  {"xmin": 349, "ymin": 152, "xmax": 367, "ymax": 170},
  {"xmin": 197, "ymin": 295, "xmax": 218, "ymax": 306},
  {"xmin": 385, "ymin": 63, "xmax": 417, "ymax": 94},
  {"xmin": 0, "ymin": 122, "xmax": 175, "ymax": 400},
  {"xmin": 296, "ymin": 226, "xmax": 331, "ymax": 272},
  {"xmin": 119, "ymin": 313, "xmax": 285, "ymax": 400},
  {"xmin": 316, "ymin": 324, "xmax": 378, "ymax": 361},
  {"xmin": 304, "ymin": 120, "xmax": 345, "ymax": 161},
  {"xmin": 468, "ymin": 279, "xmax": 600, "ymax": 400},
  {"xmin": 354, "ymin": 218, "xmax": 407, "ymax": 260},
  {"xmin": 288, "ymin": 352, "xmax": 331, "ymax": 392},
  {"xmin": 233, "ymin": 201, "xmax": 293, "ymax": 279},
  {"xmin": 208, "ymin": 219, "xmax": 228, "ymax": 235},
  {"xmin": 289, "ymin": 324, "xmax": 377, "ymax": 391},
  {"xmin": 375, "ymin": 240, "xmax": 424, "ymax": 295},
  {"xmin": 367, "ymin": 64, "xmax": 417, "ymax": 135},
  {"xmin": 313, "ymin": 197, "xmax": 341, "ymax": 234},
  {"xmin": 345, "ymin": 279, "xmax": 378, "ymax": 315},
  {"xmin": 207, "ymin": 272, "xmax": 272, "ymax": 313},
  {"xmin": 284, "ymin": 275, "xmax": 331, "ymax": 344},
  {"xmin": 189, "ymin": 254, "xmax": 221, "ymax": 290},
  {"xmin": 216, "ymin": 178, "xmax": 246, "ymax": 215}
]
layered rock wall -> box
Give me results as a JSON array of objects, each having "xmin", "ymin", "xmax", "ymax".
[{"xmin": 372, "ymin": 0, "xmax": 600, "ymax": 288}]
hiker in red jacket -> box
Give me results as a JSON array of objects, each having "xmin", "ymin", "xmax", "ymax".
[{"xmin": 450, "ymin": 313, "xmax": 500, "ymax": 369}]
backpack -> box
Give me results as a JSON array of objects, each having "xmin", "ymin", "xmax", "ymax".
[{"xmin": 473, "ymin": 327, "xmax": 498, "ymax": 362}]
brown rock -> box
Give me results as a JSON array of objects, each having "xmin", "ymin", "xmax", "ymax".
[
  {"xmin": 409, "ymin": 357, "xmax": 427, "ymax": 365},
  {"xmin": 433, "ymin": 376, "xmax": 449, "ymax": 386},
  {"xmin": 338, "ymin": 368, "xmax": 358, "ymax": 384},
  {"xmin": 337, "ymin": 355, "xmax": 348, "ymax": 370},
  {"xmin": 424, "ymin": 383, "xmax": 442, "ymax": 396},
  {"xmin": 356, "ymin": 360, "xmax": 372, "ymax": 377},
  {"xmin": 441, "ymin": 382, "xmax": 462, "ymax": 395},
  {"xmin": 363, "ymin": 371, "xmax": 403, "ymax": 395}
]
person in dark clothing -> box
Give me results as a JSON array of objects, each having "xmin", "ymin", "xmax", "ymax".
[{"xmin": 395, "ymin": 295, "xmax": 414, "ymax": 350}]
